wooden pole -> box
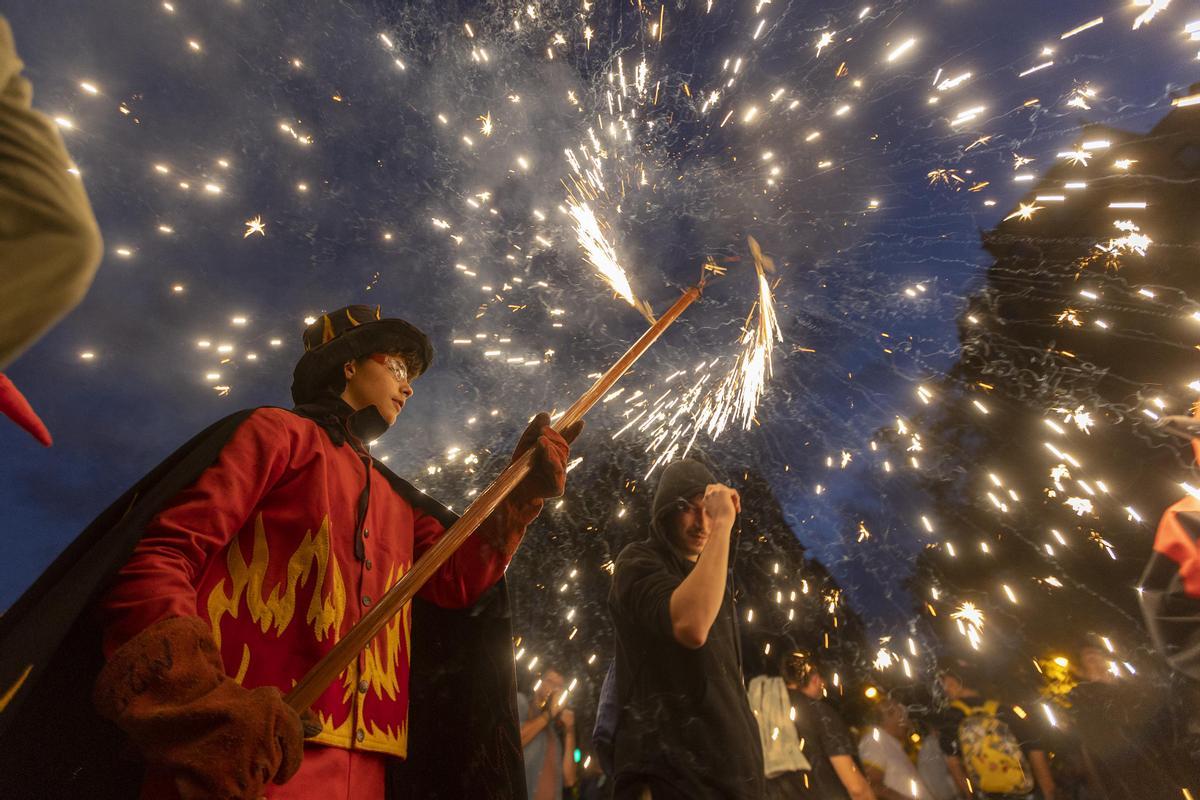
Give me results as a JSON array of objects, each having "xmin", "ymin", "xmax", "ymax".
[{"xmin": 285, "ymin": 285, "xmax": 702, "ymax": 712}]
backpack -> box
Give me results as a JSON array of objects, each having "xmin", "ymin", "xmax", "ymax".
[
  {"xmin": 952, "ymin": 700, "xmax": 1034, "ymax": 795},
  {"xmin": 747, "ymin": 675, "xmax": 812, "ymax": 777}
]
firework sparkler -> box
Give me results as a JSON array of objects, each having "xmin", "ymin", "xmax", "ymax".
[
  {"xmin": 565, "ymin": 199, "xmax": 655, "ymax": 324},
  {"xmin": 692, "ymin": 237, "xmax": 783, "ymax": 438},
  {"xmin": 617, "ymin": 237, "xmax": 783, "ymax": 476}
]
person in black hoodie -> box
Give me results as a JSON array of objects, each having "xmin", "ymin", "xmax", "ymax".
[{"xmin": 607, "ymin": 458, "xmax": 765, "ymax": 799}]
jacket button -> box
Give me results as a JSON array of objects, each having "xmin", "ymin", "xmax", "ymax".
[
  {"xmin": 365, "ymin": 559, "xmax": 373, "ymax": 571},
  {"xmin": 362, "ymin": 595, "xmax": 372, "ymax": 607},
  {"xmin": 356, "ymin": 729, "xmax": 365, "ymax": 743},
  {"xmin": 358, "ymin": 680, "xmax": 369, "ymax": 694},
  {"xmin": 362, "ymin": 529, "xmax": 370, "ymax": 539}
]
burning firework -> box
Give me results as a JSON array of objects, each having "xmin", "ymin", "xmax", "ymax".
[
  {"xmin": 619, "ymin": 237, "xmax": 784, "ymax": 476},
  {"xmin": 693, "ymin": 237, "xmax": 784, "ymax": 438},
  {"xmin": 565, "ymin": 199, "xmax": 655, "ymax": 324}
]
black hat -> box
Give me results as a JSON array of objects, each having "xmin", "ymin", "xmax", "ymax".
[{"xmin": 290, "ymin": 305, "xmax": 433, "ymax": 405}]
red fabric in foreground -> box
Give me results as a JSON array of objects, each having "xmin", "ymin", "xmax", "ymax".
[
  {"xmin": 1153, "ymin": 498, "xmax": 1200, "ymax": 598},
  {"xmin": 0, "ymin": 373, "xmax": 51, "ymax": 446},
  {"xmin": 98, "ymin": 407, "xmax": 516, "ymax": 757},
  {"xmin": 265, "ymin": 746, "xmax": 387, "ymax": 800},
  {"xmin": 139, "ymin": 745, "xmax": 388, "ymax": 800}
]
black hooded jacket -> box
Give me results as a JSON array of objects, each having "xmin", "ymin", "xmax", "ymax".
[{"xmin": 607, "ymin": 459, "xmax": 765, "ymax": 799}]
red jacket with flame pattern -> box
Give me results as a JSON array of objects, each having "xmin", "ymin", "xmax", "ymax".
[{"xmin": 99, "ymin": 405, "xmax": 523, "ymax": 758}]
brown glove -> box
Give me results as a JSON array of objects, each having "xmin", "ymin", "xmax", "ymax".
[
  {"xmin": 511, "ymin": 412, "xmax": 583, "ymax": 501},
  {"xmin": 478, "ymin": 413, "xmax": 583, "ymax": 557},
  {"xmin": 93, "ymin": 615, "xmax": 305, "ymax": 800}
]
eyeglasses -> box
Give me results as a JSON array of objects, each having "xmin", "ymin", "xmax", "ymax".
[{"xmin": 369, "ymin": 353, "xmax": 410, "ymax": 385}]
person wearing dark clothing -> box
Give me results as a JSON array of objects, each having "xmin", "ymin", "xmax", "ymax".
[
  {"xmin": 790, "ymin": 694, "xmax": 855, "ymax": 799},
  {"xmin": 1067, "ymin": 646, "xmax": 1192, "ymax": 799},
  {"xmin": 608, "ymin": 459, "xmax": 765, "ymax": 799},
  {"xmin": 933, "ymin": 668, "xmax": 1055, "ymax": 800},
  {"xmin": 772, "ymin": 652, "xmax": 873, "ymax": 800}
]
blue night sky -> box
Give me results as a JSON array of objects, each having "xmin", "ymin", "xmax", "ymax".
[{"xmin": 1, "ymin": 0, "xmax": 1193, "ymax": 635}]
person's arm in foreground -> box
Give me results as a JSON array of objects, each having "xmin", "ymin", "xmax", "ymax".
[
  {"xmin": 417, "ymin": 413, "xmax": 578, "ymax": 609},
  {"xmin": 830, "ymin": 754, "xmax": 876, "ymax": 800},
  {"xmin": 0, "ymin": 16, "xmax": 102, "ymax": 370},
  {"xmin": 560, "ymin": 708, "xmax": 578, "ymax": 788},
  {"xmin": 1027, "ymin": 749, "xmax": 1056, "ymax": 800},
  {"xmin": 667, "ymin": 484, "xmax": 739, "ymax": 648},
  {"xmin": 519, "ymin": 692, "xmax": 562, "ymax": 748}
]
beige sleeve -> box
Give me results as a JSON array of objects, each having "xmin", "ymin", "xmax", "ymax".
[{"xmin": 0, "ymin": 15, "xmax": 102, "ymax": 370}]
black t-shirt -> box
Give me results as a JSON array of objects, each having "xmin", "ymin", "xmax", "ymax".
[
  {"xmin": 1067, "ymin": 681, "xmax": 1190, "ymax": 799},
  {"xmin": 608, "ymin": 538, "xmax": 765, "ymax": 799},
  {"xmin": 789, "ymin": 691, "xmax": 854, "ymax": 800}
]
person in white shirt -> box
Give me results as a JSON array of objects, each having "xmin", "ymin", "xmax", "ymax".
[{"xmin": 858, "ymin": 697, "xmax": 934, "ymax": 800}]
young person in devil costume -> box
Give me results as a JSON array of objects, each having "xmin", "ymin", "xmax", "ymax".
[{"xmin": 0, "ymin": 304, "xmax": 581, "ymax": 800}]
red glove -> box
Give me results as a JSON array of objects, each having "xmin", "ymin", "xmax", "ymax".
[
  {"xmin": 0, "ymin": 373, "xmax": 51, "ymax": 446},
  {"xmin": 478, "ymin": 413, "xmax": 583, "ymax": 557},
  {"xmin": 93, "ymin": 615, "xmax": 305, "ymax": 800},
  {"xmin": 511, "ymin": 412, "xmax": 583, "ymax": 502}
]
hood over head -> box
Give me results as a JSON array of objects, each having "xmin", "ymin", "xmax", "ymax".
[{"xmin": 650, "ymin": 458, "xmax": 717, "ymax": 543}]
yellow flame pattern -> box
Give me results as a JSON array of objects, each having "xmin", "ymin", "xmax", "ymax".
[
  {"xmin": 202, "ymin": 512, "xmax": 413, "ymax": 756},
  {"xmin": 205, "ymin": 514, "xmax": 346, "ymax": 651}
]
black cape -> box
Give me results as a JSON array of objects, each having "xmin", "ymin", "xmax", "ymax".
[
  {"xmin": 1139, "ymin": 508, "xmax": 1200, "ymax": 683},
  {"xmin": 0, "ymin": 406, "xmax": 526, "ymax": 799}
]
